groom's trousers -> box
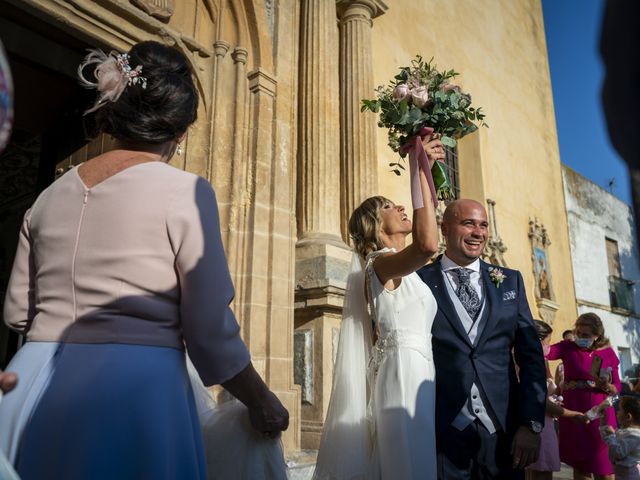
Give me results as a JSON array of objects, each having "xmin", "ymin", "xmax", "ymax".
[{"xmin": 436, "ymin": 419, "xmax": 524, "ymax": 480}]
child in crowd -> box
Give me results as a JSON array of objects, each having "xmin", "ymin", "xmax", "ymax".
[{"xmin": 599, "ymin": 395, "xmax": 640, "ymax": 480}]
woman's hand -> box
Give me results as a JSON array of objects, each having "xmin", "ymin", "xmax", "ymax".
[
  {"xmin": 221, "ymin": 362, "xmax": 289, "ymax": 438},
  {"xmin": 564, "ymin": 409, "xmax": 590, "ymax": 424},
  {"xmin": 421, "ymin": 134, "xmax": 445, "ymax": 169},
  {"xmin": 248, "ymin": 389, "xmax": 289, "ymax": 438},
  {"xmin": 0, "ymin": 370, "xmax": 17, "ymax": 394},
  {"xmin": 595, "ymin": 376, "xmax": 616, "ymax": 394}
]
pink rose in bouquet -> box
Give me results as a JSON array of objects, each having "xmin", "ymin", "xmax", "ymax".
[
  {"xmin": 410, "ymin": 85, "xmax": 429, "ymax": 107},
  {"xmin": 441, "ymin": 82, "xmax": 461, "ymax": 94},
  {"xmin": 393, "ymin": 83, "xmax": 410, "ymax": 101}
]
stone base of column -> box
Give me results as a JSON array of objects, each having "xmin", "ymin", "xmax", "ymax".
[
  {"xmin": 294, "ymin": 237, "xmax": 352, "ymax": 450},
  {"xmin": 274, "ymin": 387, "xmax": 302, "ymax": 452}
]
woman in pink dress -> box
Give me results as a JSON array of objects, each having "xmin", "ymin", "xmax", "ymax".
[
  {"xmin": 547, "ymin": 313, "xmax": 621, "ymax": 480},
  {"xmin": 527, "ymin": 320, "xmax": 589, "ymax": 480}
]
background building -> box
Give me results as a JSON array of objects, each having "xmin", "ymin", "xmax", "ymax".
[
  {"xmin": 563, "ymin": 165, "xmax": 640, "ymax": 378},
  {"xmin": 0, "ymin": 0, "xmax": 580, "ymax": 453}
]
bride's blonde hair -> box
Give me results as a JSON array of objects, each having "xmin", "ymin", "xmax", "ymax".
[{"xmin": 348, "ymin": 196, "xmax": 390, "ymax": 260}]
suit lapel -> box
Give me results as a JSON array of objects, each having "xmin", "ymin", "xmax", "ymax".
[
  {"xmin": 426, "ymin": 260, "xmax": 473, "ymax": 348},
  {"xmin": 475, "ymin": 261, "xmax": 500, "ymax": 349}
]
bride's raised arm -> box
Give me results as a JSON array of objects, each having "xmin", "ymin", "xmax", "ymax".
[{"xmin": 373, "ymin": 134, "xmax": 444, "ymax": 283}]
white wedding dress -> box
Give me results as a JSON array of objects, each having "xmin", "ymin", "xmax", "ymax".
[
  {"xmin": 366, "ymin": 250, "xmax": 437, "ymax": 479},
  {"xmin": 313, "ymin": 249, "xmax": 437, "ymax": 480},
  {"xmin": 185, "ymin": 358, "xmax": 288, "ymax": 480}
]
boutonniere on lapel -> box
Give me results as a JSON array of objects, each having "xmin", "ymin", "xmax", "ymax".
[{"xmin": 488, "ymin": 267, "xmax": 506, "ymax": 288}]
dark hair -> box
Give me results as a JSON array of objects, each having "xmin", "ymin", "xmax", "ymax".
[
  {"xmin": 575, "ymin": 312, "xmax": 610, "ymax": 349},
  {"xmin": 93, "ymin": 41, "xmax": 198, "ymax": 143},
  {"xmin": 533, "ymin": 319, "xmax": 553, "ymax": 341},
  {"xmin": 620, "ymin": 396, "xmax": 640, "ymax": 424},
  {"xmin": 562, "ymin": 329, "xmax": 574, "ymax": 339}
]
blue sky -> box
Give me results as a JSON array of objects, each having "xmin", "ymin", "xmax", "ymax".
[{"xmin": 541, "ymin": 0, "xmax": 631, "ymax": 205}]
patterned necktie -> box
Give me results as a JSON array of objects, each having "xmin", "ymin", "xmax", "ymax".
[{"xmin": 455, "ymin": 268, "xmax": 482, "ymax": 320}]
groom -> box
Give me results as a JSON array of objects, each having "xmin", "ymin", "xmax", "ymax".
[{"xmin": 417, "ymin": 199, "xmax": 546, "ymax": 479}]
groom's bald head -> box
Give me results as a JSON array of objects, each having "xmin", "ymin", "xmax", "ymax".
[
  {"xmin": 441, "ymin": 199, "xmax": 488, "ymax": 265},
  {"xmin": 442, "ymin": 199, "xmax": 485, "ymax": 225}
]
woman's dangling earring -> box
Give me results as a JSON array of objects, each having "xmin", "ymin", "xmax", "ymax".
[{"xmin": 176, "ymin": 143, "xmax": 183, "ymax": 156}]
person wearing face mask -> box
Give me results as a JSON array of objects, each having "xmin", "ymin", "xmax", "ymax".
[
  {"xmin": 527, "ymin": 320, "xmax": 589, "ymax": 480},
  {"xmin": 546, "ymin": 312, "xmax": 622, "ymax": 480}
]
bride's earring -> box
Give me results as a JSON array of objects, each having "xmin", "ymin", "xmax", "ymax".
[{"xmin": 176, "ymin": 143, "xmax": 183, "ymax": 156}]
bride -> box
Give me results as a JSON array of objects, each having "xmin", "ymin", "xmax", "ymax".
[{"xmin": 313, "ymin": 133, "xmax": 444, "ymax": 479}]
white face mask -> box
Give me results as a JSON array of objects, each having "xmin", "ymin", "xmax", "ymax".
[{"xmin": 575, "ymin": 337, "xmax": 594, "ymax": 349}]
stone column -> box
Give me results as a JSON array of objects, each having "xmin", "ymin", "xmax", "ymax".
[
  {"xmin": 207, "ymin": 40, "xmax": 231, "ymax": 182},
  {"xmin": 295, "ymin": 0, "xmax": 352, "ymax": 449},
  {"xmin": 225, "ymin": 47, "xmax": 248, "ymax": 291},
  {"xmin": 297, "ymin": 0, "xmax": 342, "ymax": 241},
  {"xmin": 337, "ymin": 0, "xmax": 388, "ymax": 239}
]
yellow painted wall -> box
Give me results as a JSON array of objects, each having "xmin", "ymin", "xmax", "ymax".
[{"xmin": 370, "ymin": 0, "xmax": 578, "ymax": 337}]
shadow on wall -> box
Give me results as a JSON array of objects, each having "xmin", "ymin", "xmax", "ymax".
[
  {"xmin": 619, "ymin": 209, "xmax": 640, "ymax": 360},
  {"xmin": 621, "ymin": 317, "xmax": 640, "ymax": 361}
]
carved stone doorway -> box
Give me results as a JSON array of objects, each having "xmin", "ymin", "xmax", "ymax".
[{"xmin": 0, "ymin": 5, "xmax": 95, "ymax": 367}]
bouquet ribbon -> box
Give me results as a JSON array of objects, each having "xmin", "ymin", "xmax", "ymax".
[{"xmin": 400, "ymin": 127, "xmax": 438, "ymax": 209}]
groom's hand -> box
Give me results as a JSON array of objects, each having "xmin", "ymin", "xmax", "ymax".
[{"xmin": 511, "ymin": 426, "xmax": 540, "ymax": 469}]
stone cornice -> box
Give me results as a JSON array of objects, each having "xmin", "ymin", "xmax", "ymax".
[
  {"xmin": 336, "ymin": 0, "xmax": 388, "ymax": 19},
  {"xmin": 248, "ymin": 68, "xmax": 277, "ymax": 96},
  {"xmin": 14, "ymin": 0, "xmax": 212, "ymax": 56},
  {"xmin": 11, "ymin": 0, "xmax": 213, "ymax": 106},
  {"xmin": 576, "ymin": 299, "xmax": 640, "ymax": 319}
]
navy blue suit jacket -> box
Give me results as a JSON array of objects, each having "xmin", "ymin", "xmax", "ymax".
[{"xmin": 417, "ymin": 258, "xmax": 546, "ymax": 439}]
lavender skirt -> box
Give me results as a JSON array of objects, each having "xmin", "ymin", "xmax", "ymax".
[{"xmin": 527, "ymin": 415, "xmax": 561, "ymax": 472}]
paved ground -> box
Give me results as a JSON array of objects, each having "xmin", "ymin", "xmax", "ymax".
[
  {"xmin": 287, "ymin": 452, "xmax": 577, "ymax": 479},
  {"xmin": 554, "ymin": 463, "xmax": 574, "ymax": 479}
]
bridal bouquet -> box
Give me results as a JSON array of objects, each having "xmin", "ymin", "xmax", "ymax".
[{"xmin": 361, "ymin": 56, "xmax": 487, "ymax": 201}]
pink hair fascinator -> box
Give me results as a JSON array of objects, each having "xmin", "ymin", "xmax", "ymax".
[{"xmin": 78, "ymin": 49, "xmax": 148, "ymax": 114}]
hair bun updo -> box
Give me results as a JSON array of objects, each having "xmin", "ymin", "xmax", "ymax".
[{"xmin": 91, "ymin": 41, "xmax": 198, "ymax": 144}]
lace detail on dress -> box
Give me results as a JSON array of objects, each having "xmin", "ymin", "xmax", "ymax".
[{"xmin": 368, "ymin": 329, "xmax": 432, "ymax": 393}]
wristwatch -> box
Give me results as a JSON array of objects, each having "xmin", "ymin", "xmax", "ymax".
[{"xmin": 526, "ymin": 420, "xmax": 543, "ymax": 434}]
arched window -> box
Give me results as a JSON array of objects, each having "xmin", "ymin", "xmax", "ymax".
[{"xmin": 444, "ymin": 146, "xmax": 460, "ymax": 200}]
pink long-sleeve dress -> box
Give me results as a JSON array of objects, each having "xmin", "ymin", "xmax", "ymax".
[
  {"xmin": 547, "ymin": 340, "xmax": 621, "ymax": 475},
  {"xmin": 0, "ymin": 162, "xmax": 251, "ymax": 479}
]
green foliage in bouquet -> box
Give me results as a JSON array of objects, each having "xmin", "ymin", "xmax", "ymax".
[{"xmin": 361, "ymin": 56, "xmax": 487, "ymax": 182}]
